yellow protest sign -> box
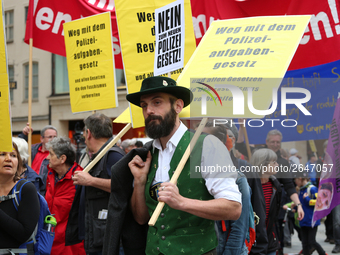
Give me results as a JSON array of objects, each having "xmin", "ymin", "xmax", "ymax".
[
  {"xmin": 177, "ymin": 15, "xmax": 311, "ymax": 118},
  {"xmin": 63, "ymin": 12, "xmax": 118, "ymax": 113},
  {"xmin": 0, "ymin": 2, "xmax": 12, "ymax": 152},
  {"xmin": 309, "ymin": 140, "xmax": 317, "ymax": 153},
  {"xmin": 115, "ymin": 0, "xmax": 196, "ymax": 128},
  {"xmin": 113, "ymin": 107, "xmax": 130, "ymax": 124}
]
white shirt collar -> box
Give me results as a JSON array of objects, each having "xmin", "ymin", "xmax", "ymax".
[{"xmin": 153, "ymin": 122, "xmax": 188, "ymax": 152}]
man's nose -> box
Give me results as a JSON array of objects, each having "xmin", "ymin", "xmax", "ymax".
[{"xmin": 145, "ymin": 105, "xmax": 155, "ymax": 115}]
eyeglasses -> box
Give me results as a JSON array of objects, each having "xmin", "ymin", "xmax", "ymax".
[
  {"xmin": 43, "ymin": 136, "xmax": 57, "ymax": 139},
  {"xmin": 268, "ymin": 141, "xmax": 281, "ymax": 144}
]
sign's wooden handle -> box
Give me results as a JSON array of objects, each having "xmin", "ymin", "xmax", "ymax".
[
  {"xmin": 148, "ymin": 118, "xmax": 208, "ymax": 226},
  {"xmin": 241, "ymin": 125, "xmax": 252, "ymax": 160},
  {"xmin": 83, "ymin": 123, "xmax": 132, "ymax": 173}
]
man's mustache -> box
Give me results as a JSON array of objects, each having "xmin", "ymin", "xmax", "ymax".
[{"xmin": 145, "ymin": 115, "xmax": 162, "ymax": 125}]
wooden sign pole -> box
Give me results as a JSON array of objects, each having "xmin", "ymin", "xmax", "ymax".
[
  {"xmin": 148, "ymin": 117, "xmax": 208, "ymax": 226},
  {"xmin": 83, "ymin": 123, "xmax": 132, "ymax": 173},
  {"xmin": 28, "ymin": 38, "xmax": 33, "ymax": 166}
]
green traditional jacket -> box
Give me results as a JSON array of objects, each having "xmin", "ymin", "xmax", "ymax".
[{"xmin": 145, "ymin": 130, "xmax": 217, "ymax": 255}]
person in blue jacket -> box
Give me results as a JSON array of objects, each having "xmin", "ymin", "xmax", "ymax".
[
  {"xmin": 294, "ymin": 172, "xmax": 327, "ymax": 255},
  {"xmin": 12, "ymin": 137, "xmax": 44, "ymax": 192},
  {"xmin": 305, "ymin": 153, "xmax": 318, "ymax": 186}
]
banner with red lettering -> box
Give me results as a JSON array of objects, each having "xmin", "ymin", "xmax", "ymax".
[
  {"xmin": 25, "ymin": 0, "xmax": 123, "ymax": 68},
  {"xmin": 25, "ymin": 0, "xmax": 340, "ymax": 71}
]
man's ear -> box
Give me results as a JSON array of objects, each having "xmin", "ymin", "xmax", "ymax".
[
  {"xmin": 174, "ymin": 99, "xmax": 184, "ymax": 114},
  {"xmin": 85, "ymin": 129, "xmax": 91, "ymax": 139}
]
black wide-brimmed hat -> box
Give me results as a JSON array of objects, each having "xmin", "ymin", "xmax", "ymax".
[{"xmin": 126, "ymin": 76, "xmax": 192, "ymax": 107}]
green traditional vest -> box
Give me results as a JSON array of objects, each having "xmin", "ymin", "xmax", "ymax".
[{"xmin": 145, "ymin": 130, "xmax": 217, "ymax": 255}]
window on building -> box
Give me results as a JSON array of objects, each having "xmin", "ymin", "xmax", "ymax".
[
  {"xmin": 51, "ymin": 55, "xmax": 126, "ymax": 95},
  {"xmin": 8, "ymin": 65, "xmax": 14, "ymax": 101},
  {"xmin": 25, "ymin": 6, "xmax": 28, "ymax": 24},
  {"xmin": 52, "ymin": 54, "xmax": 70, "ymax": 94},
  {"xmin": 5, "ymin": 10, "xmax": 14, "ymax": 43},
  {"xmin": 24, "ymin": 62, "xmax": 39, "ymax": 100}
]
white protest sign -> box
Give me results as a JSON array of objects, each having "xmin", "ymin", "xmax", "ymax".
[{"xmin": 154, "ymin": 0, "xmax": 185, "ymax": 76}]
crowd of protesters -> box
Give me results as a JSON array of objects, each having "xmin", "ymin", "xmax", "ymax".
[{"xmin": 1, "ymin": 76, "xmax": 339, "ymax": 255}]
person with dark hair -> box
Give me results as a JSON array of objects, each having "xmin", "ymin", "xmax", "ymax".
[
  {"xmin": 294, "ymin": 175, "xmax": 327, "ymax": 255},
  {"xmin": 332, "ymin": 203, "xmax": 340, "ymax": 253},
  {"xmin": 45, "ymin": 137, "xmax": 85, "ymax": 255},
  {"xmin": 0, "ymin": 142, "xmax": 40, "ymax": 250},
  {"xmin": 127, "ymin": 76, "xmax": 241, "ymax": 254},
  {"xmin": 203, "ymin": 122, "xmax": 227, "ymax": 146},
  {"xmin": 18, "ymin": 123, "xmax": 58, "ymax": 196},
  {"xmin": 278, "ymin": 147, "xmax": 295, "ymax": 250},
  {"xmin": 66, "ymin": 113, "xmax": 125, "ymax": 255},
  {"xmin": 135, "ymin": 140, "xmax": 143, "ymax": 148}
]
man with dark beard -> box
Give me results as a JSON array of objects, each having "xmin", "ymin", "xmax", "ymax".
[{"xmin": 126, "ymin": 76, "xmax": 242, "ymax": 255}]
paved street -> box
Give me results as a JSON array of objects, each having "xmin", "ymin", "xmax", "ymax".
[{"xmin": 284, "ymin": 220, "xmax": 336, "ymax": 255}]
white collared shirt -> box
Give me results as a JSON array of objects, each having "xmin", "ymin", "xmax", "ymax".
[{"xmin": 152, "ymin": 122, "xmax": 241, "ymax": 203}]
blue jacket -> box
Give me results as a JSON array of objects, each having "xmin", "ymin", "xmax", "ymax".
[
  {"xmin": 18, "ymin": 133, "xmax": 49, "ymax": 196},
  {"xmin": 22, "ymin": 163, "xmax": 44, "ymax": 193},
  {"xmin": 298, "ymin": 182, "xmax": 320, "ymax": 227},
  {"xmin": 216, "ymin": 172, "xmax": 251, "ymax": 255},
  {"xmin": 305, "ymin": 161, "xmax": 317, "ymax": 185}
]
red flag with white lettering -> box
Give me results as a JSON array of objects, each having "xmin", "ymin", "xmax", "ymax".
[{"xmin": 24, "ymin": 0, "xmax": 122, "ymax": 68}]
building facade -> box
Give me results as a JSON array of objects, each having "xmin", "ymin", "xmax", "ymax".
[{"xmin": 4, "ymin": 0, "xmax": 131, "ymax": 145}]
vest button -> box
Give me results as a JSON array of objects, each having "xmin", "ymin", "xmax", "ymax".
[
  {"xmin": 161, "ymin": 225, "xmax": 165, "ymax": 229},
  {"xmin": 161, "ymin": 236, "xmax": 166, "ymax": 240},
  {"xmin": 157, "ymin": 247, "xmax": 160, "ymax": 251},
  {"xmin": 160, "ymin": 213, "xmax": 165, "ymax": 217}
]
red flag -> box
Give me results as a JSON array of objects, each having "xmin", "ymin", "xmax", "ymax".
[
  {"xmin": 26, "ymin": 0, "xmax": 34, "ymax": 39},
  {"xmin": 24, "ymin": 0, "xmax": 123, "ymax": 68}
]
